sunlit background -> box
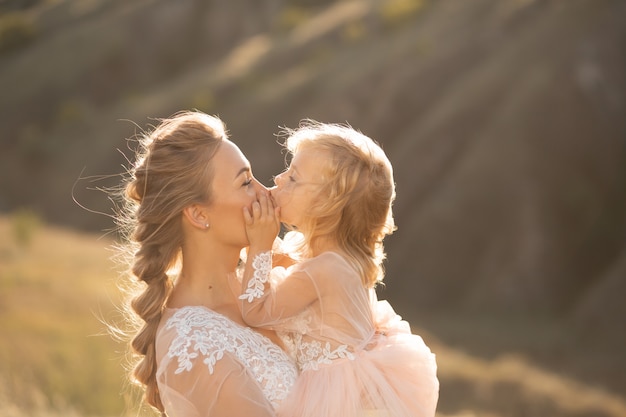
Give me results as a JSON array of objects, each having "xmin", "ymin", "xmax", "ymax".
[{"xmin": 0, "ymin": 0, "xmax": 625, "ymax": 416}]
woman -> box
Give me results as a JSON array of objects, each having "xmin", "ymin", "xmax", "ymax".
[{"xmin": 117, "ymin": 111, "xmax": 298, "ymax": 416}]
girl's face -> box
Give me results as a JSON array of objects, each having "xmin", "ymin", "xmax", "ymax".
[
  {"xmin": 272, "ymin": 147, "xmax": 327, "ymax": 229},
  {"xmin": 206, "ymin": 139, "xmax": 267, "ymax": 247}
]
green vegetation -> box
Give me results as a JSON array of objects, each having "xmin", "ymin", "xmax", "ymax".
[
  {"xmin": 11, "ymin": 208, "xmax": 41, "ymax": 248},
  {"xmin": 189, "ymin": 91, "xmax": 217, "ymax": 115},
  {"xmin": 0, "ymin": 11, "xmax": 36, "ymax": 54},
  {"xmin": 379, "ymin": 0, "xmax": 426, "ymax": 29},
  {"xmin": 274, "ymin": 5, "xmax": 312, "ymax": 34},
  {"xmin": 342, "ymin": 20, "xmax": 368, "ymax": 43}
]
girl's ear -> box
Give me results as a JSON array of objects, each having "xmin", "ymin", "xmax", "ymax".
[{"xmin": 183, "ymin": 204, "xmax": 211, "ymax": 230}]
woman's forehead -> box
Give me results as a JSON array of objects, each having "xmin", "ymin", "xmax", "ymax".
[{"xmin": 215, "ymin": 140, "xmax": 250, "ymax": 178}]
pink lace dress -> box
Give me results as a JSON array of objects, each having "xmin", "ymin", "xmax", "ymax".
[
  {"xmin": 238, "ymin": 250, "xmax": 439, "ymax": 417},
  {"xmin": 155, "ymin": 305, "xmax": 298, "ymax": 417}
]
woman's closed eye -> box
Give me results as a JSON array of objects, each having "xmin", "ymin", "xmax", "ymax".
[{"xmin": 243, "ymin": 178, "xmax": 253, "ymax": 187}]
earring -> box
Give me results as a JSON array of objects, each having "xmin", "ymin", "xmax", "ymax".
[{"xmin": 204, "ymin": 223, "xmax": 210, "ymax": 229}]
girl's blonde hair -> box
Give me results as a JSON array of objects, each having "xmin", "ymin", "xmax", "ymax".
[
  {"xmin": 283, "ymin": 120, "xmax": 396, "ymax": 287},
  {"xmin": 117, "ymin": 111, "xmax": 225, "ymax": 413}
]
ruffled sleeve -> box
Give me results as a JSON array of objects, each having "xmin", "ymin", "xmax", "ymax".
[{"xmin": 370, "ymin": 290, "xmax": 411, "ymax": 336}]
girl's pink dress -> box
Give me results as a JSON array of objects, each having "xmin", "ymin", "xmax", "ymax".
[{"xmin": 238, "ymin": 249, "xmax": 439, "ymax": 417}]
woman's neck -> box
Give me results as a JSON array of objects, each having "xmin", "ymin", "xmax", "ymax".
[{"xmin": 169, "ymin": 240, "xmax": 241, "ymax": 313}]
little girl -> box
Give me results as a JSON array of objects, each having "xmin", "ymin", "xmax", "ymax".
[{"xmin": 236, "ymin": 121, "xmax": 439, "ymax": 417}]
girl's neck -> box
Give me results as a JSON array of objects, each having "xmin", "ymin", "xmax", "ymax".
[{"xmin": 309, "ymin": 235, "xmax": 341, "ymax": 257}]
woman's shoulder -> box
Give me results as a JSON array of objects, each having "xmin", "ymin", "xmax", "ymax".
[
  {"xmin": 159, "ymin": 306, "xmax": 262, "ymax": 350},
  {"xmin": 158, "ymin": 306, "xmax": 295, "ymax": 375},
  {"xmin": 160, "ymin": 305, "xmax": 236, "ymax": 336},
  {"xmin": 157, "ymin": 306, "xmax": 298, "ymax": 409},
  {"xmin": 157, "ymin": 306, "xmax": 240, "ymax": 374}
]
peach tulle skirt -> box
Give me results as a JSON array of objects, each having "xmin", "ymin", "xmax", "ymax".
[{"xmin": 276, "ymin": 323, "xmax": 439, "ymax": 417}]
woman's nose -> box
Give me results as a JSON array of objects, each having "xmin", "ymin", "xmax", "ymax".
[{"xmin": 253, "ymin": 179, "xmax": 269, "ymax": 193}]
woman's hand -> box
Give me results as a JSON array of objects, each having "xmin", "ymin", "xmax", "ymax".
[{"xmin": 243, "ymin": 192, "xmax": 280, "ymax": 250}]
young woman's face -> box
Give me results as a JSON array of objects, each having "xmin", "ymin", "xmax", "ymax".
[
  {"xmin": 206, "ymin": 139, "xmax": 267, "ymax": 247},
  {"xmin": 272, "ymin": 146, "xmax": 327, "ymax": 229}
]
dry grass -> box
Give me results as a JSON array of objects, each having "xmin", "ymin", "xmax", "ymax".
[
  {"xmin": 433, "ymin": 343, "xmax": 626, "ymax": 417},
  {"xmin": 0, "ymin": 214, "xmax": 137, "ymax": 417},
  {"xmin": 1, "ymin": 215, "xmax": 625, "ymax": 417}
]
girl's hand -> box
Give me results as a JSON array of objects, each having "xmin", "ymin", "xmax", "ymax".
[{"xmin": 243, "ymin": 192, "xmax": 280, "ymax": 250}]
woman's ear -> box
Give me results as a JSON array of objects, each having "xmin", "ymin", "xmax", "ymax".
[{"xmin": 183, "ymin": 204, "xmax": 211, "ymax": 231}]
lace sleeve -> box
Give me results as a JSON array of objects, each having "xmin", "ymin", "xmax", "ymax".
[
  {"xmin": 156, "ymin": 307, "xmax": 295, "ymax": 416},
  {"xmin": 239, "ymin": 251, "xmax": 272, "ymax": 302},
  {"xmin": 158, "ymin": 349, "xmax": 278, "ymax": 417},
  {"xmin": 237, "ymin": 251, "xmax": 319, "ymax": 329}
]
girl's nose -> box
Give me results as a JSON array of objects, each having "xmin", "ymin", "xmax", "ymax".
[{"xmin": 274, "ymin": 172, "xmax": 285, "ymax": 187}]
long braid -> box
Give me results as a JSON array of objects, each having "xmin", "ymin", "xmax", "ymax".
[
  {"xmin": 117, "ymin": 111, "xmax": 225, "ymax": 413},
  {"xmin": 128, "ymin": 219, "xmax": 179, "ymax": 411}
]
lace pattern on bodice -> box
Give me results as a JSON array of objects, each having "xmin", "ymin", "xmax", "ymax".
[{"xmin": 165, "ymin": 306, "xmax": 297, "ymax": 408}]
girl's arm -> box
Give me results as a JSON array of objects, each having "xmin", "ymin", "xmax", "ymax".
[
  {"xmin": 239, "ymin": 237, "xmax": 297, "ymax": 269},
  {"xmin": 240, "ymin": 193, "xmax": 317, "ymax": 327}
]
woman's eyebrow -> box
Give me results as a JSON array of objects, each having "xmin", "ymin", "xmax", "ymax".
[{"xmin": 234, "ymin": 166, "xmax": 251, "ymax": 179}]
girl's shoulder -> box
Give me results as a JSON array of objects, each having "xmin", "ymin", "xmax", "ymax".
[
  {"xmin": 296, "ymin": 251, "xmax": 360, "ymax": 281},
  {"xmin": 297, "ymin": 250, "xmax": 347, "ymax": 266}
]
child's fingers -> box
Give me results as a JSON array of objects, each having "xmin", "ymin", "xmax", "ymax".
[
  {"xmin": 252, "ymin": 200, "xmax": 261, "ymax": 220},
  {"xmin": 243, "ymin": 206, "xmax": 253, "ymax": 225},
  {"xmin": 259, "ymin": 192, "xmax": 271, "ymax": 218},
  {"xmin": 257, "ymin": 193, "xmax": 266, "ymax": 217}
]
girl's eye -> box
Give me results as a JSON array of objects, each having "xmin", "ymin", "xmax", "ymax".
[
  {"xmin": 243, "ymin": 178, "xmax": 252, "ymax": 187},
  {"xmin": 289, "ymin": 175, "xmax": 296, "ymax": 182}
]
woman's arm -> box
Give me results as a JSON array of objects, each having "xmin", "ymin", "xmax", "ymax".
[{"xmin": 159, "ymin": 350, "xmax": 278, "ymax": 417}]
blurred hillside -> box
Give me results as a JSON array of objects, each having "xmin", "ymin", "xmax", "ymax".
[{"xmin": 1, "ymin": 0, "xmax": 625, "ymax": 397}]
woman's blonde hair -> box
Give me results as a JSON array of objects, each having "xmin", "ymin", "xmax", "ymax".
[
  {"xmin": 283, "ymin": 120, "xmax": 396, "ymax": 287},
  {"xmin": 117, "ymin": 111, "xmax": 225, "ymax": 413}
]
